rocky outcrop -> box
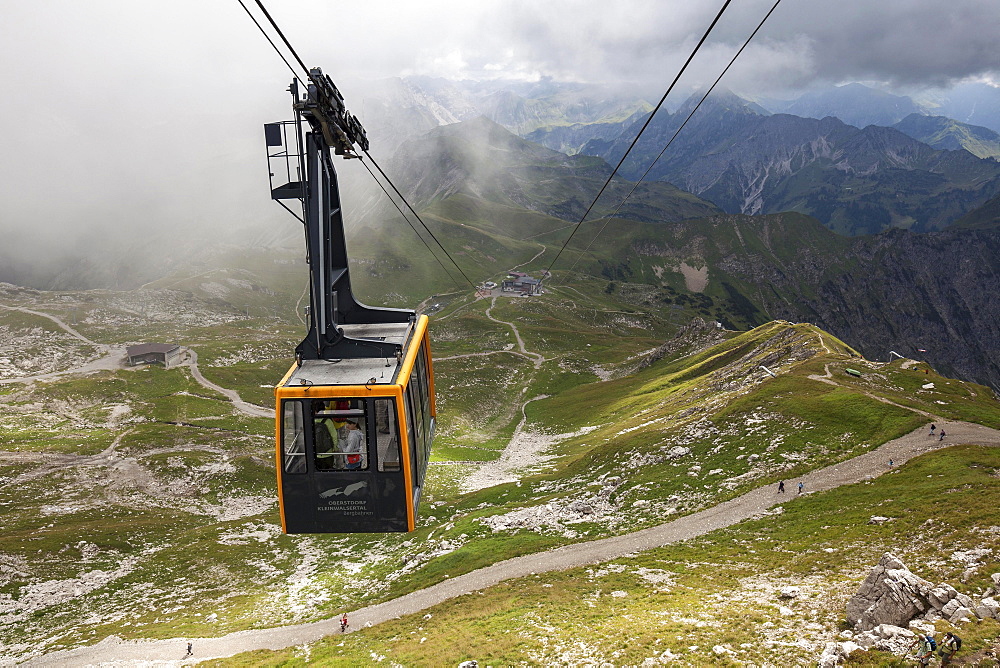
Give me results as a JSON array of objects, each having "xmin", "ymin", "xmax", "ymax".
[
  {"xmin": 846, "ymin": 553, "xmax": 999, "ymax": 641},
  {"xmin": 695, "ymin": 213, "xmax": 1000, "ymax": 391},
  {"xmin": 636, "ymin": 317, "xmax": 726, "ymax": 371},
  {"xmin": 846, "ymin": 553, "xmax": 933, "ymax": 630}
]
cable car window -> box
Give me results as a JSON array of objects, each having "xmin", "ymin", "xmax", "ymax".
[
  {"xmin": 410, "ymin": 351, "xmax": 431, "ymax": 474},
  {"xmin": 407, "ymin": 387, "xmax": 428, "ymax": 486},
  {"xmin": 406, "ymin": 384, "xmax": 423, "ymax": 459},
  {"xmin": 417, "ymin": 347, "xmax": 432, "ymax": 450},
  {"xmin": 312, "ymin": 399, "xmax": 368, "ymax": 471},
  {"xmin": 405, "ymin": 389, "xmax": 419, "ymax": 489},
  {"xmin": 374, "ymin": 398, "xmax": 401, "ymax": 472},
  {"xmin": 282, "ymin": 400, "xmax": 307, "ymax": 474}
]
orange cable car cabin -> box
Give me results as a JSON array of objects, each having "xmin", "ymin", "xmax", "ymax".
[
  {"xmin": 274, "ymin": 317, "xmax": 435, "ymax": 533},
  {"xmin": 264, "ymin": 69, "xmax": 436, "ymax": 533}
]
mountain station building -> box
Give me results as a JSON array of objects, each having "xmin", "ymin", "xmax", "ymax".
[{"xmin": 501, "ymin": 272, "xmax": 542, "ymax": 295}]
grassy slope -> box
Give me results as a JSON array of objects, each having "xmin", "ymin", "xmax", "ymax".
[
  {"xmin": 5, "ymin": 259, "xmax": 1000, "ymax": 664},
  {"xmin": 211, "ymin": 320, "xmax": 1000, "ymax": 666},
  {"xmin": 217, "ymin": 444, "xmax": 1000, "ymax": 667}
]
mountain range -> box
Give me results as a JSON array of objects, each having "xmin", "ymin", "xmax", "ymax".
[
  {"xmin": 361, "ymin": 78, "xmax": 1000, "ymax": 237},
  {"xmin": 7, "ymin": 74, "xmax": 1000, "ymax": 665},
  {"xmin": 582, "ymin": 90, "xmax": 1000, "ymax": 235},
  {"xmin": 346, "ymin": 115, "xmax": 1000, "ymax": 391},
  {"xmin": 762, "ymin": 82, "xmax": 922, "ymax": 129},
  {"xmin": 892, "ymin": 113, "xmax": 1000, "ymax": 159}
]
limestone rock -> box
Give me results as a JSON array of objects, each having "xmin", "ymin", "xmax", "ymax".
[
  {"xmin": 818, "ymin": 640, "xmax": 862, "ymax": 667},
  {"xmin": 976, "ymin": 596, "xmax": 999, "ymax": 619},
  {"xmin": 870, "ymin": 625, "xmax": 918, "ymax": 654},
  {"xmin": 949, "ymin": 606, "xmax": 975, "ymax": 623},
  {"xmin": 854, "ymin": 623, "xmax": 915, "ymax": 653},
  {"xmin": 779, "ymin": 586, "xmax": 800, "ymax": 599},
  {"xmin": 846, "ymin": 553, "xmax": 933, "ymax": 631},
  {"xmin": 840, "ymin": 641, "xmax": 862, "ymax": 658},
  {"xmin": 928, "ymin": 583, "xmax": 958, "ymax": 609},
  {"xmin": 667, "ymin": 446, "xmax": 690, "ymax": 459},
  {"xmin": 941, "ymin": 598, "xmax": 962, "ymax": 617},
  {"xmin": 873, "ymin": 624, "xmax": 914, "ymax": 639},
  {"xmin": 818, "ymin": 642, "xmax": 840, "ymax": 668}
]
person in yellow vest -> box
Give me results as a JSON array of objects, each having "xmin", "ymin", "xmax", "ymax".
[{"xmin": 312, "ymin": 402, "xmax": 337, "ymax": 469}]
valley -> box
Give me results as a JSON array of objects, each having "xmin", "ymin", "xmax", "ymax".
[
  {"xmin": 5, "ymin": 88, "xmax": 1000, "ymax": 663},
  {"xmin": 3, "ymin": 266, "xmax": 1000, "ymax": 665},
  {"xmin": 4, "ymin": 2, "xmax": 1000, "ymax": 665}
]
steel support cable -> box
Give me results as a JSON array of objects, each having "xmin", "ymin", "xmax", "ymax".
[
  {"xmin": 235, "ymin": 0, "xmax": 307, "ymax": 83},
  {"xmin": 252, "ymin": 0, "xmax": 314, "ymax": 82},
  {"xmin": 544, "ymin": 0, "xmax": 734, "ymax": 276},
  {"xmin": 568, "ymin": 0, "xmax": 784, "ymax": 272},
  {"xmin": 357, "ymin": 157, "xmax": 464, "ymax": 288},
  {"xmin": 361, "ymin": 149, "xmax": 479, "ymax": 290}
]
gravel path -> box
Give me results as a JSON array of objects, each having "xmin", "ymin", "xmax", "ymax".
[
  {"xmin": 461, "ymin": 394, "xmax": 554, "ymax": 492},
  {"xmin": 29, "ymin": 421, "xmax": 1000, "ymax": 667},
  {"xmin": 0, "ymin": 305, "xmax": 269, "ymax": 418},
  {"xmin": 484, "ymin": 297, "xmax": 545, "ymax": 368},
  {"xmin": 180, "ymin": 349, "xmax": 272, "ymax": 419},
  {"xmin": 0, "ymin": 305, "xmax": 126, "ymax": 385}
]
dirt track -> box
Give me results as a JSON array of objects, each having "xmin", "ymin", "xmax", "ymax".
[
  {"xmin": 29, "ymin": 421, "xmax": 1000, "ymax": 667},
  {"xmin": 0, "ymin": 303, "xmax": 270, "ymax": 419}
]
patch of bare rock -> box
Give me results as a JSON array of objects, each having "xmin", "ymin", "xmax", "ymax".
[{"xmin": 819, "ymin": 552, "xmax": 999, "ymax": 666}]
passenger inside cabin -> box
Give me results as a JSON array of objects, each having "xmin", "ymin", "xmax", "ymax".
[
  {"xmin": 313, "ymin": 402, "xmax": 339, "ymax": 469},
  {"xmin": 343, "ymin": 419, "xmax": 365, "ymax": 469}
]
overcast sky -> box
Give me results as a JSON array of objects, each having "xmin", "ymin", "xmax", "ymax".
[{"xmin": 1, "ymin": 0, "xmax": 998, "ymax": 280}]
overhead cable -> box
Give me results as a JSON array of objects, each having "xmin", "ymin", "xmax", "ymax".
[
  {"xmin": 361, "ymin": 149, "xmax": 479, "ymax": 290},
  {"xmin": 544, "ymin": 0, "xmax": 735, "ymax": 275},
  {"xmin": 357, "ymin": 157, "xmax": 464, "ymax": 288},
  {"xmin": 234, "ymin": 0, "xmax": 306, "ymax": 83},
  {"xmin": 568, "ymin": 0, "xmax": 784, "ymax": 271},
  {"xmin": 252, "ymin": 0, "xmax": 313, "ymax": 82}
]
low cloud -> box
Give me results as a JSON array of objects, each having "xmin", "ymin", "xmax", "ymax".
[{"xmin": 1, "ymin": 0, "xmax": 997, "ymax": 287}]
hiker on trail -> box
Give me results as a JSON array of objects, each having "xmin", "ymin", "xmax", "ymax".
[
  {"xmin": 939, "ymin": 631, "xmax": 961, "ymax": 665},
  {"xmin": 185, "ymin": 642, "xmax": 192, "ymax": 656},
  {"xmin": 778, "ymin": 481, "xmax": 785, "ymax": 493},
  {"xmin": 888, "ymin": 459, "xmax": 894, "ymax": 467},
  {"xmin": 930, "ymin": 423, "xmax": 936, "ymax": 435},
  {"xmin": 939, "ymin": 429, "xmax": 946, "ymax": 441},
  {"xmin": 909, "ymin": 633, "xmax": 935, "ymax": 666},
  {"xmin": 798, "ymin": 482, "xmax": 804, "ymax": 494},
  {"xmin": 341, "ymin": 612, "xmax": 349, "ymax": 632}
]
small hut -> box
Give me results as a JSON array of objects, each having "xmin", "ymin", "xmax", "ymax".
[{"xmin": 126, "ymin": 343, "xmax": 183, "ymax": 368}]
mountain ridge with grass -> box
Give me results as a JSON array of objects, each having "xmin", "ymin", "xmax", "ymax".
[{"xmin": 4, "ymin": 265, "xmax": 1000, "ymax": 665}]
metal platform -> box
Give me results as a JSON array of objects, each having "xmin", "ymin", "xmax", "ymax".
[{"xmin": 284, "ymin": 321, "xmax": 414, "ymax": 387}]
